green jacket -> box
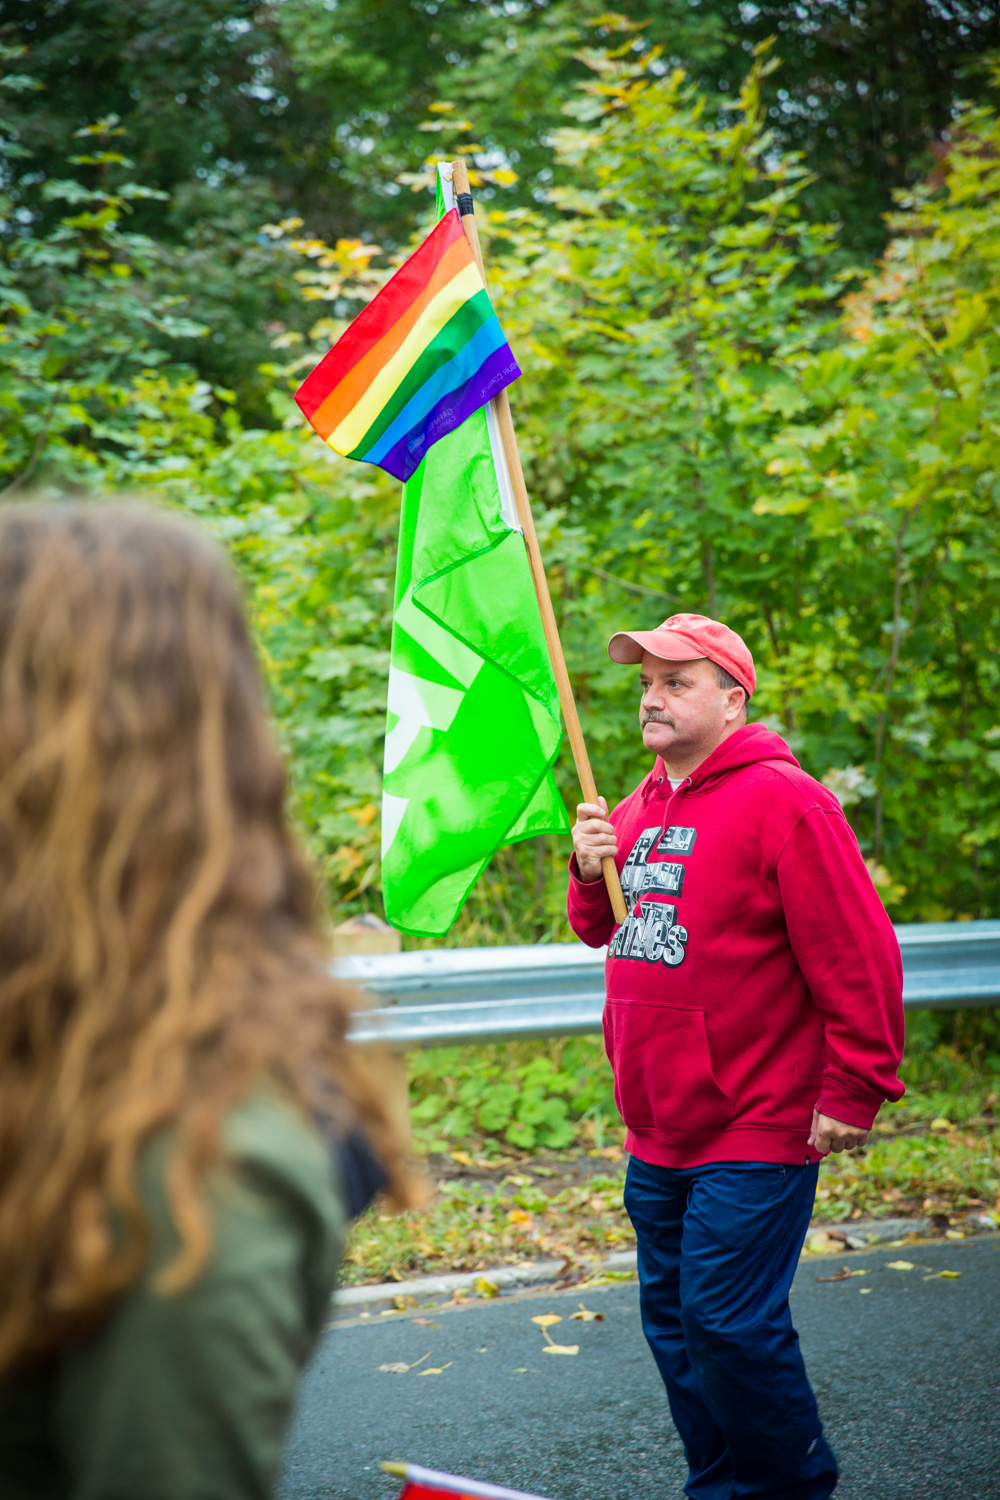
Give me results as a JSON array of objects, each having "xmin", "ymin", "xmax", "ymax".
[{"xmin": 0, "ymin": 1090, "xmax": 345, "ymax": 1500}]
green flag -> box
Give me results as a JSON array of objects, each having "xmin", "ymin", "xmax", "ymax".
[{"xmin": 380, "ymin": 178, "xmax": 568, "ymax": 936}]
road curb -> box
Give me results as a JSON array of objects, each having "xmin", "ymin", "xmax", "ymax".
[
  {"xmin": 805, "ymin": 1211, "xmax": 999, "ymax": 1253},
  {"xmin": 334, "ymin": 1249, "xmax": 638, "ymax": 1314},
  {"xmin": 333, "ymin": 1213, "xmax": 999, "ymax": 1316}
]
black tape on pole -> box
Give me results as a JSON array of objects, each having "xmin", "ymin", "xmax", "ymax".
[{"xmin": 456, "ymin": 192, "xmax": 474, "ymax": 217}]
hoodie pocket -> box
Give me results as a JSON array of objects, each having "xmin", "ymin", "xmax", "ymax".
[{"xmin": 603, "ymin": 998, "xmax": 733, "ymax": 1141}]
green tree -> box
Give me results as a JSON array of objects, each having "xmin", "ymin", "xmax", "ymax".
[
  {"xmin": 755, "ymin": 85, "xmax": 1000, "ymax": 915},
  {"xmin": 481, "ymin": 40, "xmax": 836, "ymax": 807},
  {"xmin": 713, "ymin": 0, "xmax": 1000, "ymax": 252},
  {"xmin": 5, "ymin": 26, "xmax": 1000, "ymax": 934},
  {"xmin": 0, "ymin": 102, "xmax": 207, "ymax": 495}
]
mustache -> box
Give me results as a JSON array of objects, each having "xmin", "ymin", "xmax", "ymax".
[{"xmin": 641, "ymin": 712, "xmax": 674, "ymax": 727}]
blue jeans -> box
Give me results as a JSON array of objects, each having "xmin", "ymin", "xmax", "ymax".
[{"xmin": 623, "ymin": 1156, "xmax": 838, "ymax": 1500}]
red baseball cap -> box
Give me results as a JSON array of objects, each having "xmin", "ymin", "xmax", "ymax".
[{"xmin": 608, "ymin": 612, "xmax": 756, "ymax": 697}]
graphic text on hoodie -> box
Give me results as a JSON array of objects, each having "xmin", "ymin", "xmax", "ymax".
[{"xmin": 607, "ymin": 825, "xmax": 695, "ymax": 966}]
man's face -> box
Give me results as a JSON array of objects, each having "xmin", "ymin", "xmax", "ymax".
[{"xmin": 638, "ymin": 652, "xmax": 742, "ymax": 761}]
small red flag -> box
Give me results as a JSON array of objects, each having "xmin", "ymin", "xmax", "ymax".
[{"xmin": 381, "ymin": 1461, "xmax": 554, "ymax": 1500}]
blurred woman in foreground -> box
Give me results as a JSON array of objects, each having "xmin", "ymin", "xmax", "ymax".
[{"xmin": 0, "ymin": 503, "xmax": 412, "ymax": 1499}]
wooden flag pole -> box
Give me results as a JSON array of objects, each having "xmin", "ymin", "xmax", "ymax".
[{"xmin": 451, "ymin": 158, "xmax": 627, "ymax": 925}]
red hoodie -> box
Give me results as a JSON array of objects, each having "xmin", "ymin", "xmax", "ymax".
[{"xmin": 567, "ymin": 724, "xmax": 904, "ymax": 1168}]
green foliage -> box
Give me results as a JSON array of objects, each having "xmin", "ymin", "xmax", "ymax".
[
  {"xmin": 342, "ymin": 1168, "xmax": 632, "ymax": 1284},
  {"xmin": 814, "ymin": 1127, "xmax": 999, "ymax": 1224},
  {"xmin": 2, "ymin": 33, "xmax": 1000, "ymax": 931},
  {"xmin": 472, "ymin": 46, "xmax": 1000, "ymax": 922},
  {"xmin": 0, "ymin": 66, "xmax": 400, "ymax": 903},
  {"xmin": 403, "ymin": 1006, "xmax": 1000, "ymax": 1162},
  {"xmin": 0, "ymin": 104, "xmax": 207, "ymax": 494},
  {"xmin": 713, "ymin": 0, "xmax": 1000, "ymax": 253},
  {"xmin": 751, "ymin": 91, "xmax": 1000, "ymax": 913},
  {"xmin": 3, "ymin": 3, "xmax": 996, "ymax": 431},
  {"xmin": 408, "ymin": 1039, "xmax": 617, "ymax": 1153},
  {"xmin": 3, "ymin": 16, "xmax": 999, "ymax": 1261}
]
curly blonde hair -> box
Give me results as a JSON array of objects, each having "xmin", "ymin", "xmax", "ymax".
[{"xmin": 0, "ymin": 501, "xmax": 411, "ymax": 1375}]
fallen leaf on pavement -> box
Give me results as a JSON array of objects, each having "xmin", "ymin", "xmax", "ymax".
[
  {"xmin": 808, "ymin": 1230, "xmax": 853, "ymax": 1254},
  {"xmin": 554, "ymin": 1258, "xmax": 582, "ymax": 1287},
  {"xmin": 886, "ymin": 1260, "xmax": 915, "ymax": 1271},
  {"xmin": 578, "ymin": 1269, "xmax": 635, "ymax": 1290},
  {"xmin": 541, "ymin": 1328, "xmax": 579, "ymax": 1355},
  {"xmin": 860, "ymin": 1288, "xmax": 873, "ymax": 1295},
  {"xmin": 816, "ymin": 1265, "xmax": 853, "ymax": 1283},
  {"xmin": 392, "ymin": 1294, "xmax": 417, "ymax": 1311},
  {"xmin": 923, "ymin": 1270, "xmax": 961, "ymax": 1280},
  {"xmin": 475, "ymin": 1277, "xmax": 499, "ymax": 1298},
  {"xmin": 377, "ymin": 1351, "xmax": 430, "ymax": 1374},
  {"xmin": 531, "ymin": 1314, "xmax": 562, "ymax": 1327},
  {"xmin": 411, "ymin": 1319, "xmax": 441, "ymax": 1327},
  {"xmin": 570, "ymin": 1304, "xmax": 605, "ymax": 1321},
  {"xmin": 417, "ymin": 1363, "xmax": 454, "ymax": 1375}
]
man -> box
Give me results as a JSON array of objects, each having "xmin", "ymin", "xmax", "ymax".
[{"xmin": 568, "ymin": 613, "xmax": 904, "ymax": 1500}]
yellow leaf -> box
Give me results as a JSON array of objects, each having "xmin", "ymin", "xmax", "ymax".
[
  {"xmin": 417, "ymin": 1363, "xmax": 454, "ymax": 1375},
  {"xmin": 541, "ymin": 1327, "xmax": 579, "ymax": 1354},
  {"xmin": 930, "ymin": 1117, "xmax": 953, "ymax": 1130},
  {"xmin": 391, "ymin": 1294, "xmax": 417, "ymax": 1311},
  {"xmin": 807, "ymin": 1230, "xmax": 846, "ymax": 1253},
  {"xmin": 886, "ymin": 1260, "xmax": 914, "ymax": 1271},
  {"xmin": 475, "ymin": 1277, "xmax": 500, "ymax": 1298},
  {"xmin": 570, "ymin": 1304, "xmax": 605, "ymax": 1321},
  {"xmin": 531, "ymin": 1314, "xmax": 562, "ymax": 1327}
]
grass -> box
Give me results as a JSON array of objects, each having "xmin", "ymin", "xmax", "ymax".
[
  {"xmin": 341, "ymin": 1010, "xmax": 1000, "ymax": 1286},
  {"xmin": 342, "ymin": 1161, "xmax": 632, "ymax": 1287}
]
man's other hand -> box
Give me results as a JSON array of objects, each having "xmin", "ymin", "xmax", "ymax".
[
  {"xmin": 572, "ymin": 798, "xmax": 618, "ymax": 883},
  {"xmin": 808, "ymin": 1109, "xmax": 869, "ymax": 1155}
]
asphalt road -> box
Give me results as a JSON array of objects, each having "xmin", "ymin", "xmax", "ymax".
[{"xmin": 278, "ymin": 1236, "xmax": 1000, "ymax": 1500}]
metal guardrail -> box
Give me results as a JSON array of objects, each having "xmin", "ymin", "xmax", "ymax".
[{"xmin": 341, "ymin": 920, "xmax": 1000, "ymax": 1049}]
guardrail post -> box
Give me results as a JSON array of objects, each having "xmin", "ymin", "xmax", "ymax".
[{"xmin": 334, "ymin": 915, "xmax": 411, "ymax": 1146}]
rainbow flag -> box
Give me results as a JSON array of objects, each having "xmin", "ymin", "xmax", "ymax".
[
  {"xmin": 382, "ymin": 1461, "xmax": 554, "ymax": 1500},
  {"xmin": 295, "ymin": 208, "xmax": 520, "ymax": 482}
]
